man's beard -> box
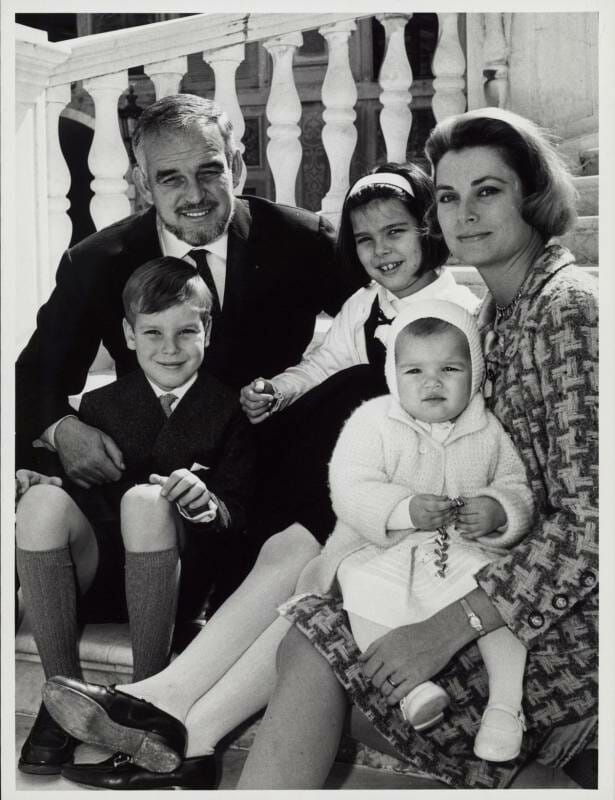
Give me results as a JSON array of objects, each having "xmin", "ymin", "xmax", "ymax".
[{"xmin": 163, "ymin": 203, "xmax": 235, "ymax": 246}]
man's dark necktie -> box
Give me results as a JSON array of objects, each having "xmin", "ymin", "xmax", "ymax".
[
  {"xmin": 188, "ymin": 249, "xmax": 221, "ymax": 319},
  {"xmin": 159, "ymin": 393, "xmax": 177, "ymax": 418}
]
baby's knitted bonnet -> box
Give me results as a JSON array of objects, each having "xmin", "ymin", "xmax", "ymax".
[{"xmin": 384, "ymin": 299, "xmax": 484, "ymax": 401}]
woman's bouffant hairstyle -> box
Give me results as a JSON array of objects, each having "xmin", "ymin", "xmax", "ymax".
[
  {"xmin": 337, "ymin": 162, "xmax": 449, "ymax": 292},
  {"xmin": 424, "ymin": 107, "xmax": 577, "ymax": 242},
  {"xmin": 123, "ymin": 257, "xmax": 212, "ymax": 326}
]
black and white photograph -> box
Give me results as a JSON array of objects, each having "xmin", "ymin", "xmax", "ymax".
[{"xmin": 1, "ymin": 1, "xmax": 613, "ymax": 796}]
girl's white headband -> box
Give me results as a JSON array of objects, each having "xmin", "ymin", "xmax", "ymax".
[{"xmin": 348, "ymin": 172, "xmax": 415, "ymax": 199}]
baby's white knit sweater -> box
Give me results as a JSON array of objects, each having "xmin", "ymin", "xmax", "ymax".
[{"xmin": 296, "ymin": 392, "xmax": 534, "ymax": 596}]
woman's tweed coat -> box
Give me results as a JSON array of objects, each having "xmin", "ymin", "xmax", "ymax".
[{"xmin": 281, "ymin": 244, "xmax": 598, "ymax": 788}]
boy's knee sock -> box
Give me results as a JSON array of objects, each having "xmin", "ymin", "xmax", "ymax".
[
  {"xmin": 15, "ymin": 545, "xmax": 81, "ymax": 680},
  {"xmin": 125, "ymin": 547, "xmax": 180, "ymax": 682}
]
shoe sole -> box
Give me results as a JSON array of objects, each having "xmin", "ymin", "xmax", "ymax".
[
  {"xmin": 42, "ymin": 683, "xmax": 181, "ymax": 773},
  {"xmin": 65, "ymin": 776, "xmax": 214, "ymax": 790},
  {"xmin": 473, "ymin": 745, "xmax": 521, "ymax": 762},
  {"xmin": 18, "ymin": 759, "xmax": 63, "ymax": 776}
]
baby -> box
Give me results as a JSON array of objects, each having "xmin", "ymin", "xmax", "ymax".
[{"xmin": 293, "ymin": 300, "xmax": 534, "ymax": 762}]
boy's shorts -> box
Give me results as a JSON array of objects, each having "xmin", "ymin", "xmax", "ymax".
[{"xmin": 73, "ymin": 488, "xmax": 222, "ymax": 624}]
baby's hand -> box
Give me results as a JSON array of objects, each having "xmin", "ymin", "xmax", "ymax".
[
  {"xmin": 239, "ymin": 378, "xmax": 275, "ymax": 424},
  {"xmin": 15, "ymin": 469, "xmax": 62, "ymax": 502},
  {"xmin": 409, "ymin": 494, "xmax": 457, "ymax": 529},
  {"xmin": 149, "ymin": 469, "xmax": 211, "ymax": 514},
  {"xmin": 456, "ymin": 496, "xmax": 506, "ymax": 538}
]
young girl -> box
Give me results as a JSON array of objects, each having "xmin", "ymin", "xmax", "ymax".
[
  {"xmin": 241, "ymin": 164, "xmax": 479, "ymax": 542},
  {"xmin": 285, "ymin": 300, "xmax": 534, "ymax": 762}
]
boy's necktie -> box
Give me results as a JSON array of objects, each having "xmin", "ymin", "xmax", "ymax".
[
  {"xmin": 188, "ymin": 249, "xmax": 221, "ymax": 319},
  {"xmin": 159, "ymin": 393, "xmax": 177, "ymax": 418}
]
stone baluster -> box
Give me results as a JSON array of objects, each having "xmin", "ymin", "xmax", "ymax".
[
  {"xmin": 145, "ymin": 56, "xmax": 187, "ymax": 99},
  {"xmin": 432, "ymin": 13, "xmax": 467, "ymax": 122},
  {"xmin": 376, "ymin": 14, "xmax": 413, "ymax": 163},
  {"xmin": 46, "ymin": 84, "xmax": 73, "ymax": 287},
  {"xmin": 83, "ymin": 72, "xmax": 131, "ymax": 230},
  {"xmin": 481, "ymin": 13, "xmax": 512, "ymax": 109},
  {"xmin": 205, "ymin": 44, "xmax": 247, "ymax": 193},
  {"xmin": 263, "ymin": 33, "xmax": 303, "ymax": 206},
  {"xmin": 319, "ymin": 20, "xmax": 357, "ymax": 220}
]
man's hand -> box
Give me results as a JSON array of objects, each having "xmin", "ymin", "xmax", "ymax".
[
  {"xmin": 409, "ymin": 494, "xmax": 457, "ymax": 530},
  {"xmin": 15, "ymin": 469, "xmax": 62, "ymax": 502},
  {"xmin": 456, "ymin": 496, "xmax": 506, "ymax": 539},
  {"xmin": 239, "ymin": 378, "xmax": 275, "ymax": 424},
  {"xmin": 150, "ymin": 469, "xmax": 211, "ymax": 514},
  {"xmin": 55, "ymin": 417, "xmax": 124, "ymax": 489}
]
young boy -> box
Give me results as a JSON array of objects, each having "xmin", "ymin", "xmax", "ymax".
[{"xmin": 15, "ymin": 257, "xmax": 255, "ymax": 775}]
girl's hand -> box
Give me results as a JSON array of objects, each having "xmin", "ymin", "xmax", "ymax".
[
  {"xmin": 239, "ymin": 378, "xmax": 275, "ymax": 424},
  {"xmin": 15, "ymin": 470, "xmax": 62, "ymax": 502},
  {"xmin": 456, "ymin": 496, "xmax": 506, "ymax": 538},
  {"xmin": 409, "ymin": 494, "xmax": 457, "ymax": 529},
  {"xmin": 149, "ymin": 469, "xmax": 211, "ymax": 512}
]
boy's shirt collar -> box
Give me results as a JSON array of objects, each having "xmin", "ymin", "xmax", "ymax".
[{"xmin": 145, "ymin": 372, "xmax": 198, "ymax": 409}]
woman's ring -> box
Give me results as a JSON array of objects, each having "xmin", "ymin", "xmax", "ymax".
[{"xmin": 387, "ymin": 676, "xmax": 399, "ymax": 688}]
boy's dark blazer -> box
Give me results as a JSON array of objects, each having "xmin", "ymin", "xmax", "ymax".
[
  {"xmin": 16, "ymin": 196, "xmax": 346, "ymax": 464},
  {"xmin": 77, "ymin": 369, "xmax": 255, "ymax": 535}
]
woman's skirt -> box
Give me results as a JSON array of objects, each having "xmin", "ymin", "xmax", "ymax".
[{"xmin": 279, "ymin": 592, "xmax": 598, "ymax": 789}]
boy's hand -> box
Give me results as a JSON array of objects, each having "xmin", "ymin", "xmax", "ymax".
[
  {"xmin": 409, "ymin": 495, "xmax": 457, "ymax": 529},
  {"xmin": 456, "ymin": 496, "xmax": 506, "ymax": 538},
  {"xmin": 55, "ymin": 417, "xmax": 125, "ymax": 488},
  {"xmin": 239, "ymin": 378, "xmax": 275, "ymax": 424},
  {"xmin": 150, "ymin": 469, "xmax": 211, "ymax": 513},
  {"xmin": 15, "ymin": 469, "xmax": 62, "ymax": 501}
]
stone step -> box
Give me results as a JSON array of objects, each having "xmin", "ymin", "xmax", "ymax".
[
  {"xmin": 579, "ymin": 147, "xmax": 599, "ymax": 176},
  {"xmin": 16, "ymin": 620, "xmax": 133, "ymax": 716},
  {"xmin": 572, "ymin": 174, "xmax": 598, "ymax": 216},
  {"xmin": 554, "ymin": 215, "xmax": 598, "ymax": 264},
  {"xmin": 15, "ymin": 619, "xmax": 426, "ymax": 782},
  {"xmin": 14, "ymin": 713, "xmax": 444, "ymax": 791}
]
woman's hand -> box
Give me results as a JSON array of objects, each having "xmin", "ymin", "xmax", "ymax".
[
  {"xmin": 239, "ymin": 378, "xmax": 275, "ymax": 424},
  {"xmin": 358, "ymin": 617, "xmax": 460, "ymax": 705},
  {"xmin": 358, "ymin": 589, "xmax": 503, "ymax": 705}
]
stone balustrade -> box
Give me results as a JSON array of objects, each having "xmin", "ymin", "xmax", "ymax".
[
  {"xmin": 15, "ymin": 12, "xmax": 473, "ymax": 346},
  {"xmin": 13, "ymin": 12, "xmax": 600, "ymax": 351}
]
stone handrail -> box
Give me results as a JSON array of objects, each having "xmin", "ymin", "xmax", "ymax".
[{"xmin": 44, "ymin": 14, "xmax": 363, "ymax": 87}]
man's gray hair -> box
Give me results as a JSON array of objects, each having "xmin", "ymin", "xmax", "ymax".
[{"xmin": 132, "ymin": 93, "xmax": 236, "ymax": 168}]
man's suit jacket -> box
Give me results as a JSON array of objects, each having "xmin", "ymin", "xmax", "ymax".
[
  {"xmin": 16, "ymin": 196, "xmax": 345, "ymax": 463},
  {"xmin": 77, "ymin": 369, "xmax": 255, "ymax": 535}
]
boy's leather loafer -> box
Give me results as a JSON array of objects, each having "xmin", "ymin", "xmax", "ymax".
[
  {"xmin": 18, "ymin": 702, "xmax": 77, "ymax": 775},
  {"xmin": 42, "ymin": 676, "xmax": 186, "ymax": 773},
  {"xmin": 61, "ymin": 751, "xmax": 218, "ymax": 790}
]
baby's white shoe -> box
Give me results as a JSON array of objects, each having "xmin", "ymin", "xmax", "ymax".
[
  {"xmin": 399, "ymin": 681, "xmax": 449, "ymax": 731},
  {"xmin": 473, "ymin": 702, "xmax": 526, "ymax": 762}
]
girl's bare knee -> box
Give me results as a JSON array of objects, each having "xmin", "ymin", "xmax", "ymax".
[{"xmin": 257, "ymin": 525, "xmax": 321, "ymax": 569}]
